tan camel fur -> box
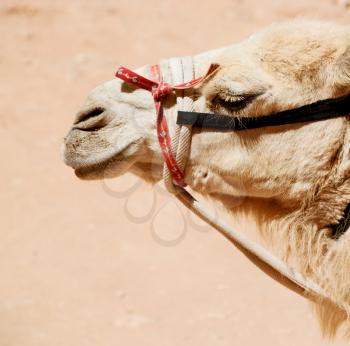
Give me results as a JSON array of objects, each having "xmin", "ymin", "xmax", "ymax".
[{"xmin": 64, "ymin": 19, "xmax": 350, "ymax": 337}]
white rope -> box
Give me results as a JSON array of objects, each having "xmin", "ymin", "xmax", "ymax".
[
  {"xmin": 163, "ymin": 57, "xmax": 195, "ymax": 192},
  {"xmin": 175, "ymin": 57, "xmax": 194, "ymax": 172},
  {"xmin": 174, "ymin": 187, "xmax": 336, "ymax": 305},
  {"xmin": 164, "ymin": 57, "xmax": 339, "ymax": 309}
]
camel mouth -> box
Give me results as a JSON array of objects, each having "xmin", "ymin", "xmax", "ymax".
[
  {"xmin": 72, "ymin": 153, "xmax": 134, "ymax": 180},
  {"xmin": 74, "ymin": 159, "xmax": 114, "ymax": 180},
  {"xmin": 64, "ymin": 139, "xmax": 139, "ymax": 180}
]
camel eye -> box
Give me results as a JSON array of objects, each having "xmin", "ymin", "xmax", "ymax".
[{"xmin": 211, "ymin": 93, "xmax": 257, "ymax": 112}]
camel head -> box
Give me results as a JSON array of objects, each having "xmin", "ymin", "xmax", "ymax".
[
  {"xmin": 64, "ymin": 20, "xmax": 350, "ymax": 211},
  {"xmin": 64, "ymin": 19, "xmax": 350, "ymax": 335}
]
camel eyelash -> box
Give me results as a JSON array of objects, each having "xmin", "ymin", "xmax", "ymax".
[{"xmin": 211, "ymin": 92, "xmax": 257, "ymax": 112}]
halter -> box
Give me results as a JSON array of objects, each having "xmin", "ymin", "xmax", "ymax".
[
  {"xmin": 116, "ymin": 61, "xmax": 218, "ymax": 188},
  {"xmin": 115, "ymin": 59, "xmax": 346, "ymax": 310},
  {"xmin": 177, "ymin": 92, "xmax": 350, "ymax": 130}
]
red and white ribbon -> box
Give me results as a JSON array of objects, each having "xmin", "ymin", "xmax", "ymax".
[{"xmin": 115, "ymin": 63, "xmax": 219, "ymax": 187}]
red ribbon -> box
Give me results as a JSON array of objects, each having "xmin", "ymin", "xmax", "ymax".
[{"xmin": 115, "ymin": 63, "xmax": 219, "ymax": 187}]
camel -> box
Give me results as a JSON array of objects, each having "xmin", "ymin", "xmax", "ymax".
[{"xmin": 63, "ymin": 19, "xmax": 350, "ymax": 337}]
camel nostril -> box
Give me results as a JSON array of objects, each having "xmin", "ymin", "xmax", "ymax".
[{"xmin": 74, "ymin": 107, "xmax": 105, "ymax": 125}]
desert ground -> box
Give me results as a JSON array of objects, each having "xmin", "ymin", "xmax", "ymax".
[{"xmin": 2, "ymin": 0, "xmax": 350, "ymax": 345}]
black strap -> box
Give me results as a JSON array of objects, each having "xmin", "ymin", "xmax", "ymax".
[
  {"xmin": 332, "ymin": 203, "xmax": 350, "ymax": 240},
  {"xmin": 177, "ymin": 93, "xmax": 350, "ymax": 131}
]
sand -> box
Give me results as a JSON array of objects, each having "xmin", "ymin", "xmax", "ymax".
[{"xmin": 2, "ymin": 0, "xmax": 350, "ymax": 345}]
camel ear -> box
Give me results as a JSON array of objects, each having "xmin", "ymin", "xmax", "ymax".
[{"xmin": 334, "ymin": 46, "xmax": 350, "ymax": 87}]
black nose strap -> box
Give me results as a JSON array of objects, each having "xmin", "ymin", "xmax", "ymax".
[{"xmin": 177, "ymin": 93, "xmax": 350, "ymax": 131}]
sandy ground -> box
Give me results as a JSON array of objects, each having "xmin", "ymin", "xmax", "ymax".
[{"xmin": 2, "ymin": 0, "xmax": 350, "ymax": 345}]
